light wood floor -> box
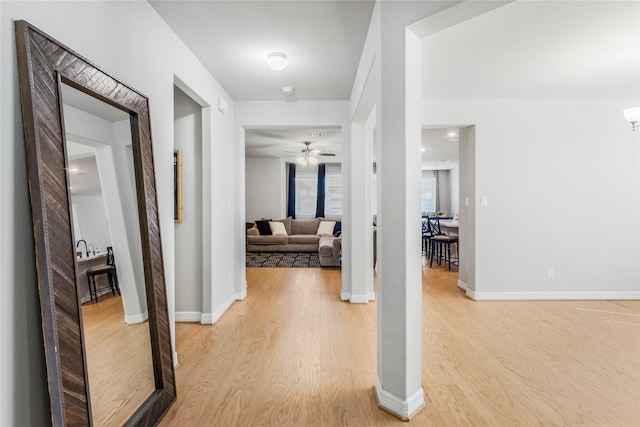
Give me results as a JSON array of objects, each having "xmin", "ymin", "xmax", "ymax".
[
  {"xmin": 160, "ymin": 263, "xmax": 640, "ymax": 426},
  {"xmin": 81, "ymin": 295, "xmax": 155, "ymax": 426}
]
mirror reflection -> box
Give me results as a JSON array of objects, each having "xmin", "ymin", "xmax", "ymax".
[{"xmin": 61, "ymin": 83, "xmax": 155, "ymax": 426}]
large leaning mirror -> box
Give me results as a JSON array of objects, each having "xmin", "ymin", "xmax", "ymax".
[{"xmin": 15, "ymin": 20, "xmax": 176, "ymax": 426}]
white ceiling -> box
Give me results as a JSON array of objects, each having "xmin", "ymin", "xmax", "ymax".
[
  {"xmin": 245, "ymin": 127, "xmax": 342, "ymax": 163},
  {"xmin": 150, "ymin": 0, "xmax": 639, "ymax": 169},
  {"xmin": 149, "ymin": 0, "xmax": 375, "ymax": 101},
  {"xmin": 422, "ymin": 0, "xmax": 639, "ymax": 99}
]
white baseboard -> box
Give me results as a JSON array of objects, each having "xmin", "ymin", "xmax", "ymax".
[
  {"xmin": 350, "ymin": 294, "xmax": 369, "ymax": 303},
  {"xmin": 175, "ymin": 311, "xmax": 202, "ymax": 323},
  {"xmin": 468, "ymin": 290, "xmax": 640, "ymax": 301},
  {"xmin": 367, "ymin": 291, "xmax": 376, "ymax": 301},
  {"xmin": 457, "ymin": 279, "xmax": 468, "ymax": 291},
  {"xmin": 341, "ymin": 290, "xmax": 351, "ymax": 301},
  {"xmin": 125, "ymin": 310, "xmax": 148, "ymax": 325},
  {"xmin": 375, "ymin": 378, "xmax": 424, "ymax": 420},
  {"xmin": 235, "ymin": 287, "xmax": 247, "ymax": 300},
  {"xmin": 211, "ymin": 294, "xmax": 236, "ymax": 324},
  {"xmin": 200, "ymin": 313, "xmax": 213, "ymax": 324},
  {"xmin": 173, "ymin": 351, "xmax": 179, "ymax": 367}
]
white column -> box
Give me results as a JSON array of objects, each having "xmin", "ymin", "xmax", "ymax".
[
  {"xmin": 347, "ymin": 121, "xmax": 374, "ymax": 303},
  {"xmin": 375, "ymin": 13, "xmax": 424, "ymax": 419},
  {"xmin": 365, "ymin": 109, "xmax": 376, "ymax": 300}
]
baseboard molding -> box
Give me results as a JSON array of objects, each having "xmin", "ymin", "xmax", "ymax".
[
  {"xmin": 211, "ymin": 294, "xmax": 236, "ymax": 324},
  {"xmin": 367, "ymin": 291, "xmax": 376, "ymax": 301},
  {"xmin": 350, "ymin": 294, "xmax": 369, "ymax": 304},
  {"xmin": 125, "ymin": 310, "xmax": 148, "ymax": 325},
  {"xmin": 176, "ymin": 294, "xmax": 237, "ymax": 325},
  {"xmin": 175, "ymin": 311, "xmax": 202, "ymax": 323},
  {"xmin": 375, "ymin": 379, "xmax": 425, "ymax": 420},
  {"xmin": 468, "ymin": 290, "xmax": 640, "ymax": 301},
  {"xmin": 200, "ymin": 313, "xmax": 214, "ymax": 324},
  {"xmin": 173, "ymin": 351, "xmax": 179, "ymax": 367},
  {"xmin": 235, "ymin": 287, "xmax": 247, "ymax": 300},
  {"xmin": 457, "ymin": 279, "xmax": 468, "ymax": 291},
  {"xmin": 341, "ymin": 290, "xmax": 350, "ymax": 301}
]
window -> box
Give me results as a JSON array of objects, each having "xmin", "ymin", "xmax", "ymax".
[
  {"xmin": 295, "ymin": 171, "xmax": 317, "ymax": 218},
  {"xmin": 325, "ymin": 165, "xmax": 342, "ymax": 217},
  {"xmin": 421, "ymin": 172, "xmax": 436, "ymax": 213}
]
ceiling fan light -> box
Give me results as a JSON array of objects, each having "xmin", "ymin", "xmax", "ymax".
[
  {"xmin": 297, "ymin": 156, "xmax": 307, "ymax": 165},
  {"xmin": 624, "ymin": 107, "xmax": 640, "ymax": 131},
  {"xmin": 309, "ymin": 157, "xmax": 319, "ymax": 165},
  {"xmin": 267, "ymin": 52, "xmax": 288, "ymax": 71}
]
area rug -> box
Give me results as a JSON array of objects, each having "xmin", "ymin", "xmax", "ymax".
[{"xmin": 246, "ymin": 252, "xmax": 321, "ymax": 268}]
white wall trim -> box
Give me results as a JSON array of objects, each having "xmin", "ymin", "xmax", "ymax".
[
  {"xmin": 235, "ymin": 287, "xmax": 247, "ymax": 300},
  {"xmin": 457, "ymin": 279, "xmax": 468, "ymax": 291},
  {"xmin": 367, "ymin": 291, "xmax": 376, "ymax": 301},
  {"xmin": 200, "ymin": 313, "xmax": 213, "ymax": 324},
  {"xmin": 341, "ymin": 290, "xmax": 351, "ymax": 301},
  {"xmin": 211, "ymin": 294, "xmax": 236, "ymax": 324},
  {"xmin": 350, "ymin": 294, "xmax": 369, "ymax": 303},
  {"xmin": 375, "ymin": 378, "xmax": 424, "ymax": 420},
  {"xmin": 175, "ymin": 311, "xmax": 203, "ymax": 323},
  {"xmin": 468, "ymin": 290, "xmax": 640, "ymax": 301},
  {"xmin": 124, "ymin": 310, "xmax": 148, "ymax": 325}
]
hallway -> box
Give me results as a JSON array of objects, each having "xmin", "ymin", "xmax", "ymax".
[{"xmin": 160, "ymin": 265, "xmax": 640, "ymax": 426}]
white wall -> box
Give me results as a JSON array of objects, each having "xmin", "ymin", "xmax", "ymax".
[
  {"xmin": 245, "ymin": 157, "xmax": 286, "ymax": 222},
  {"xmin": 424, "ymin": 98, "xmax": 640, "ymax": 298},
  {"xmin": 235, "ymin": 100, "xmax": 351, "ymax": 301},
  {"xmin": 449, "ymin": 163, "xmax": 459, "ymax": 215},
  {"xmin": 174, "ymin": 86, "xmax": 203, "ymax": 317},
  {"xmin": 1, "ymin": 2, "xmax": 237, "ymax": 423},
  {"xmin": 73, "ymin": 195, "xmax": 111, "ymax": 253}
]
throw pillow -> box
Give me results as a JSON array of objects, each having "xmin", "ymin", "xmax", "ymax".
[
  {"xmin": 269, "ymin": 221, "xmax": 288, "ymax": 236},
  {"xmin": 255, "ymin": 219, "xmax": 272, "ymax": 235},
  {"xmin": 316, "ymin": 220, "xmax": 336, "ymax": 236}
]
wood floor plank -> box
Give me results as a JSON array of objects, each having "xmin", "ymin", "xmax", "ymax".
[{"xmin": 159, "ymin": 263, "xmax": 640, "ymax": 426}]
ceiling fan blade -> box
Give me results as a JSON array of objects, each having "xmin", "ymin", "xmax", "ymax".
[{"xmin": 318, "ymin": 153, "xmax": 336, "ymax": 156}]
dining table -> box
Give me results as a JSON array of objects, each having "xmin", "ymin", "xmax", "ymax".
[{"xmin": 438, "ymin": 219, "xmax": 459, "ymax": 236}]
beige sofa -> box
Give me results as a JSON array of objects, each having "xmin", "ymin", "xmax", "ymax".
[{"xmin": 247, "ymin": 217, "xmax": 341, "ymax": 267}]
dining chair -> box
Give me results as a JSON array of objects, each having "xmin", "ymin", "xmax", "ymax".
[
  {"xmin": 86, "ymin": 246, "xmax": 120, "ymax": 302},
  {"xmin": 422, "ymin": 216, "xmax": 434, "ymax": 258},
  {"xmin": 429, "ymin": 217, "xmax": 458, "ymax": 271}
]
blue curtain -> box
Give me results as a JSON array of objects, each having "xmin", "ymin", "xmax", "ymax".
[
  {"xmin": 315, "ymin": 163, "xmax": 326, "ymax": 218},
  {"xmin": 287, "ymin": 163, "xmax": 296, "ymax": 218}
]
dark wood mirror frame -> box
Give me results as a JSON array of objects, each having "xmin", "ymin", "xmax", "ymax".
[{"xmin": 15, "ymin": 20, "xmax": 176, "ymax": 426}]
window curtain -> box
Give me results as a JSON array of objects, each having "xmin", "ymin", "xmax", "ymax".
[
  {"xmin": 315, "ymin": 163, "xmax": 326, "ymax": 218},
  {"xmin": 287, "ymin": 163, "xmax": 296, "ymax": 218}
]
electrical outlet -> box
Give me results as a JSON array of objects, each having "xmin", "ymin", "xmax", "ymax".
[
  {"xmin": 480, "ymin": 196, "xmax": 488, "ymax": 207},
  {"xmin": 546, "ymin": 267, "xmax": 554, "ymax": 278}
]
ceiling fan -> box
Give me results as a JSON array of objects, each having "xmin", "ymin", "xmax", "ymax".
[{"xmin": 286, "ymin": 141, "xmax": 335, "ymax": 165}]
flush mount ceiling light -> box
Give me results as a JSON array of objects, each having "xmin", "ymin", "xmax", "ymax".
[
  {"xmin": 624, "ymin": 107, "xmax": 640, "ymax": 131},
  {"xmin": 281, "ymin": 86, "xmax": 295, "ymax": 95},
  {"xmin": 267, "ymin": 52, "xmax": 288, "ymax": 71}
]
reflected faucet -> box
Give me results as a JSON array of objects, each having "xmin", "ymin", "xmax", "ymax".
[
  {"xmin": 76, "ymin": 239, "xmax": 88, "ymax": 257},
  {"xmin": 88, "ymin": 244, "xmax": 95, "ymax": 257}
]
